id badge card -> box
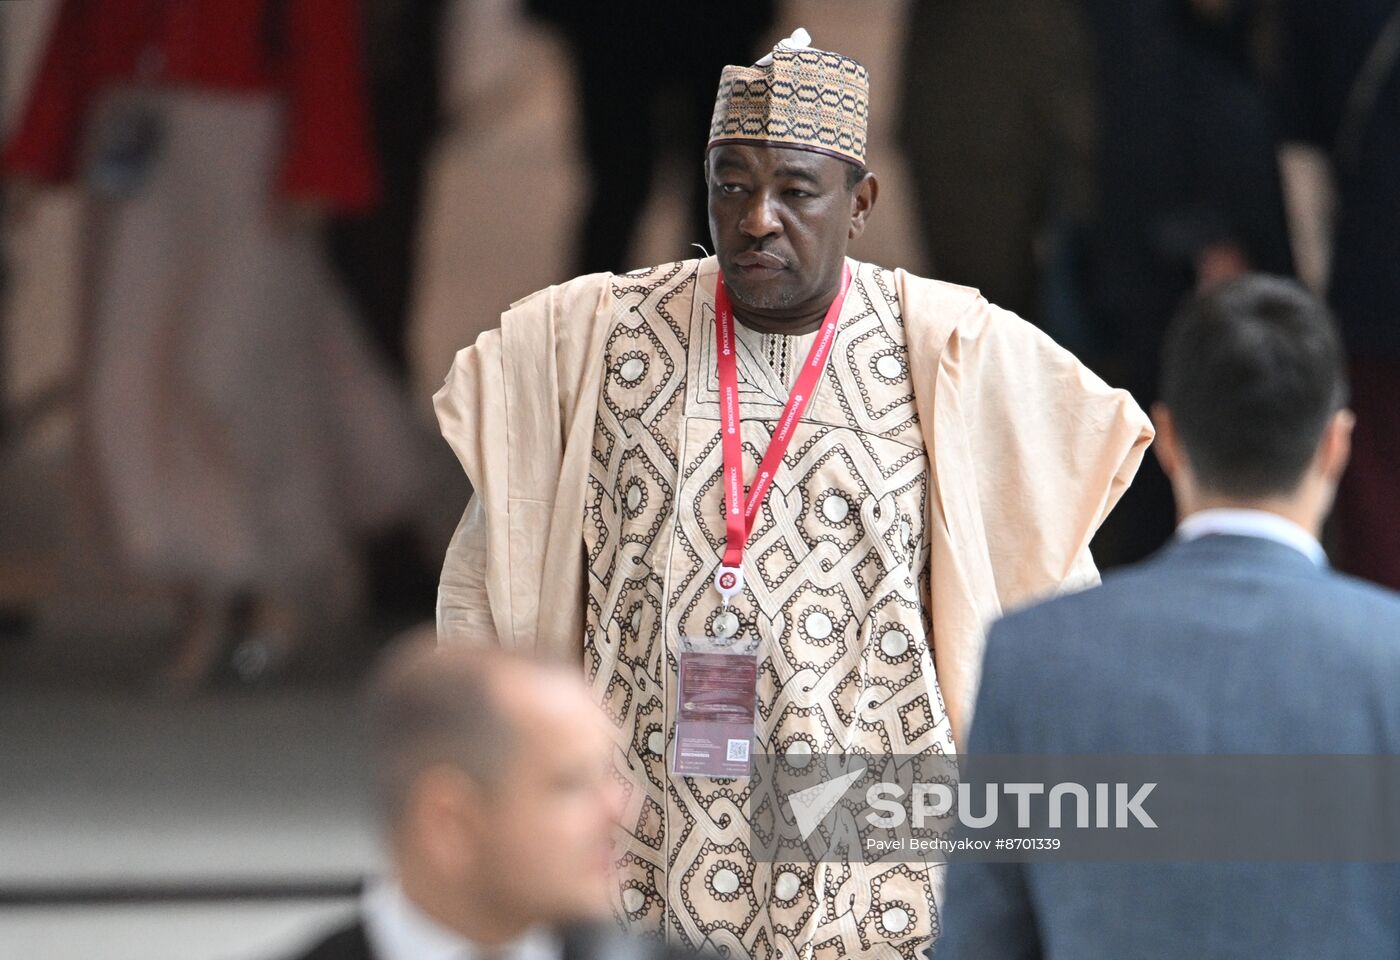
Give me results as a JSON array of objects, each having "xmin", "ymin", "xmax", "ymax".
[{"xmin": 671, "ymin": 634, "xmax": 758, "ymax": 779}]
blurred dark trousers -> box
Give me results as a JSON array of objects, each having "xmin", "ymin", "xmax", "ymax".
[{"xmin": 328, "ymin": 0, "xmax": 449, "ymax": 377}]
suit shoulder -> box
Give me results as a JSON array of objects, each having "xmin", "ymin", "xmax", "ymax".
[
  {"xmin": 282, "ymin": 919, "xmax": 371, "ymax": 960},
  {"xmin": 989, "ymin": 552, "xmax": 1173, "ymax": 642},
  {"xmin": 1316, "ymin": 568, "xmax": 1400, "ymax": 620},
  {"xmin": 992, "ymin": 550, "xmax": 1400, "ymax": 645},
  {"xmin": 564, "ymin": 921, "xmax": 722, "ymax": 960}
]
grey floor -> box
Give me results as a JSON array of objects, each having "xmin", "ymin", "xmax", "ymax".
[{"xmin": 0, "ymin": 685, "xmax": 381, "ymax": 960}]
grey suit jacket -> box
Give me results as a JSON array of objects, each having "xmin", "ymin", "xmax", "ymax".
[
  {"xmin": 936, "ymin": 533, "xmax": 1400, "ymax": 959},
  {"xmin": 287, "ymin": 918, "xmax": 709, "ymax": 960}
]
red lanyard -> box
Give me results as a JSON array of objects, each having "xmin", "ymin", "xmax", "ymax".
[{"xmin": 713, "ymin": 263, "xmax": 852, "ymax": 605}]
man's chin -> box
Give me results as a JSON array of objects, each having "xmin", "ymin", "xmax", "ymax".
[{"xmin": 725, "ymin": 277, "xmax": 797, "ymax": 313}]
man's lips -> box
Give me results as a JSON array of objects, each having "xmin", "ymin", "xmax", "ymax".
[{"xmin": 733, "ymin": 251, "xmax": 788, "ymax": 271}]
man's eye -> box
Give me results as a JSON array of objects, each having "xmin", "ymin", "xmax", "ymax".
[
  {"xmin": 787, "ymin": 189, "xmax": 813, "ymax": 199},
  {"xmin": 719, "ymin": 183, "xmax": 744, "ymax": 195}
]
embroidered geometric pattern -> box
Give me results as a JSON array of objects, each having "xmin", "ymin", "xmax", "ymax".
[
  {"xmin": 708, "ymin": 47, "xmax": 869, "ymax": 166},
  {"xmin": 582, "ymin": 259, "xmax": 955, "ymax": 960}
]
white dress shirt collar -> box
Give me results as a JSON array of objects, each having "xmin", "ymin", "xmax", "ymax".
[
  {"xmin": 361, "ymin": 878, "xmax": 561, "ymax": 960},
  {"xmin": 1176, "ymin": 507, "xmax": 1326, "ymax": 567}
]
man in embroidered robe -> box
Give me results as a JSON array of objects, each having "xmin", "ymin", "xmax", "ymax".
[{"xmin": 432, "ymin": 30, "xmax": 1154, "ymax": 960}]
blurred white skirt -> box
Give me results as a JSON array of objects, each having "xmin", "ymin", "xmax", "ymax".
[{"xmin": 79, "ymin": 88, "xmax": 428, "ymax": 597}]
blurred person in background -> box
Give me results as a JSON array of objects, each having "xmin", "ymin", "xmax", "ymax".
[
  {"xmin": 896, "ymin": 0, "xmax": 1098, "ymax": 344},
  {"xmin": 287, "ymin": 641, "xmax": 703, "ymax": 960},
  {"xmin": 525, "ymin": 0, "xmax": 776, "ymax": 274},
  {"xmin": 1277, "ymin": 0, "xmax": 1400, "ymax": 591},
  {"xmin": 2, "ymin": 0, "xmax": 434, "ymax": 689},
  {"xmin": 0, "ymin": 9, "xmax": 34, "ymax": 644},
  {"xmin": 326, "ymin": 0, "xmax": 457, "ymax": 628},
  {"xmin": 1081, "ymin": 0, "xmax": 1297, "ymax": 567},
  {"xmin": 326, "ymin": 0, "xmax": 449, "ymax": 380},
  {"xmin": 937, "ymin": 275, "xmax": 1400, "ymax": 959}
]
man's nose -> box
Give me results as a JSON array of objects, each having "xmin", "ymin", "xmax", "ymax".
[{"xmin": 739, "ymin": 191, "xmax": 783, "ymax": 239}]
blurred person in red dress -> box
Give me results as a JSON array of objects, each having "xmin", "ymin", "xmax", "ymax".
[{"xmin": 3, "ymin": 0, "xmax": 435, "ymax": 688}]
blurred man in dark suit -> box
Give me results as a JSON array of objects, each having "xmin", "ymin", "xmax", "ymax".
[
  {"xmin": 937, "ymin": 275, "xmax": 1400, "ymax": 959},
  {"xmin": 287, "ymin": 642, "xmax": 699, "ymax": 960}
]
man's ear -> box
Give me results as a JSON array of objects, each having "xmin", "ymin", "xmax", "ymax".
[
  {"xmin": 408, "ymin": 765, "xmax": 487, "ymax": 876},
  {"xmin": 1317, "ymin": 407, "xmax": 1354, "ymax": 485},
  {"xmin": 1151, "ymin": 403, "xmax": 1183, "ymax": 480},
  {"xmin": 849, "ymin": 171, "xmax": 878, "ymax": 241}
]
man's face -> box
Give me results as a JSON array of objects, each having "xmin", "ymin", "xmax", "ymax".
[
  {"xmin": 476, "ymin": 678, "xmax": 622, "ymax": 923},
  {"xmin": 707, "ymin": 143, "xmax": 875, "ymax": 319}
]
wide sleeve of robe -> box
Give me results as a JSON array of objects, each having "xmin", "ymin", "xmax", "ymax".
[
  {"xmin": 432, "ymin": 272, "xmax": 615, "ymax": 662},
  {"xmin": 899, "ymin": 271, "xmax": 1154, "ymax": 747}
]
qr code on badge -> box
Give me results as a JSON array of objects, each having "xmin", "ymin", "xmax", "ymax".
[{"xmin": 726, "ymin": 738, "xmax": 750, "ymax": 762}]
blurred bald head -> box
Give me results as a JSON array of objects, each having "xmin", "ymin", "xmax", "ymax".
[
  {"xmin": 368, "ymin": 642, "xmax": 542, "ymax": 820},
  {"xmin": 363, "ymin": 641, "xmax": 622, "ymax": 940}
]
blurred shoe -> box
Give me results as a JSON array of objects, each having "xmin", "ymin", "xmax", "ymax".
[{"xmin": 224, "ymin": 595, "xmax": 302, "ymax": 687}]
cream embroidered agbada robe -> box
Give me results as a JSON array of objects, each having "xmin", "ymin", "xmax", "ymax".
[{"xmin": 433, "ymin": 257, "xmax": 1152, "ymax": 959}]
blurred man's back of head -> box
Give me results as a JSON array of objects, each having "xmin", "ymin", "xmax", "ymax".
[{"xmin": 1159, "ymin": 275, "xmax": 1349, "ymax": 500}]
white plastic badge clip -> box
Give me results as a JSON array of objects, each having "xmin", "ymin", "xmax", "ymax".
[{"xmin": 714, "ymin": 565, "xmax": 744, "ymax": 608}]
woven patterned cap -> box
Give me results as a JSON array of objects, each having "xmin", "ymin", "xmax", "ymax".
[{"xmin": 708, "ymin": 44, "xmax": 869, "ymax": 166}]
